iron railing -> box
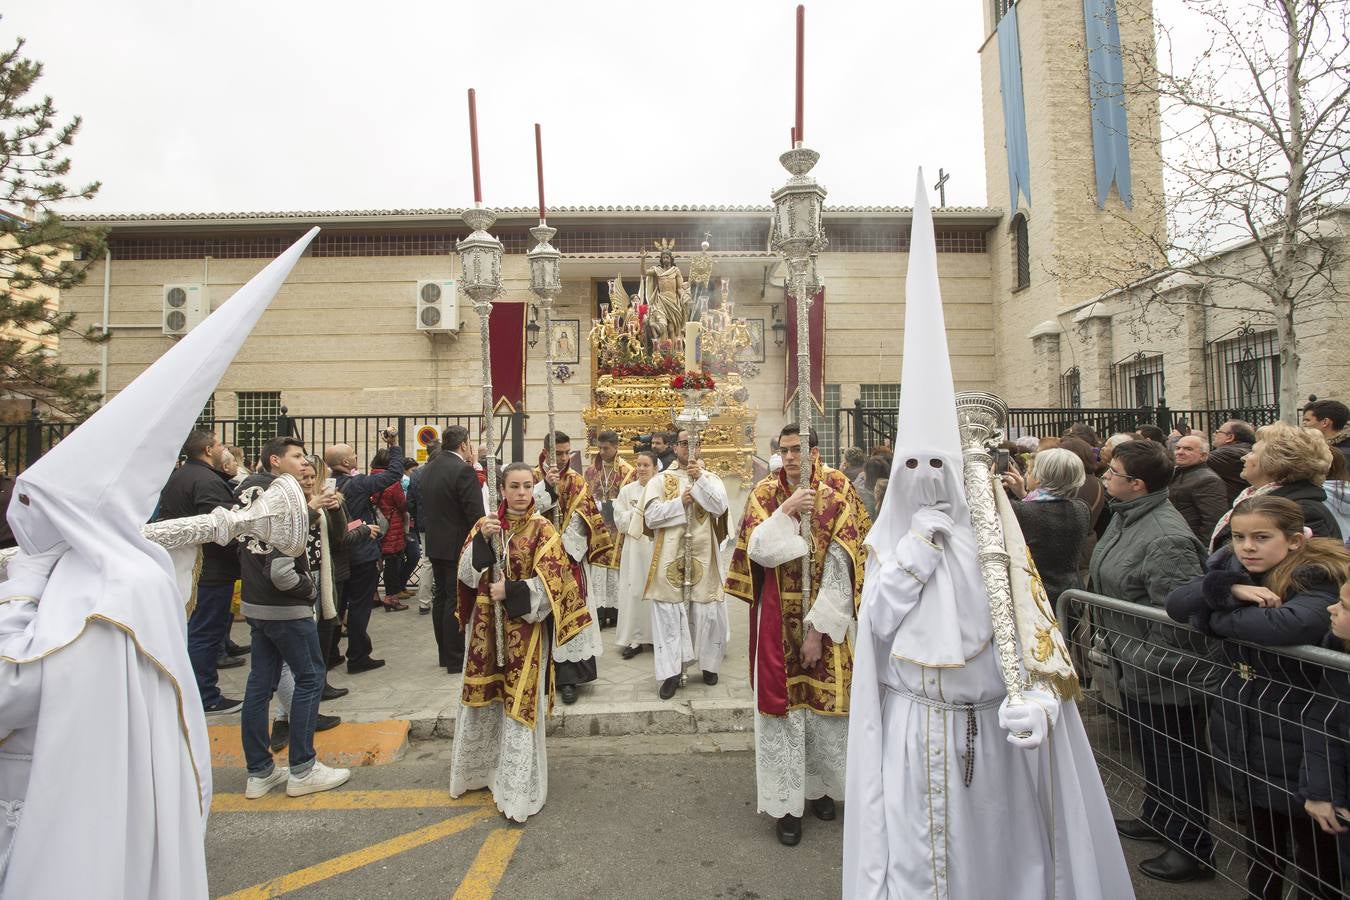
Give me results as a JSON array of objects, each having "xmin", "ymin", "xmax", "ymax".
[
  {"xmin": 0, "ymin": 407, "xmax": 527, "ymax": 475},
  {"xmin": 831, "ymin": 399, "xmax": 1282, "ymax": 464},
  {"xmin": 1061, "ymin": 589, "xmax": 1349, "ymax": 897}
]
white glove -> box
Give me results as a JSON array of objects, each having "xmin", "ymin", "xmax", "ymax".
[
  {"xmin": 909, "ymin": 506, "xmax": 954, "ymax": 542},
  {"xmin": 997, "ymin": 688, "xmax": 1060, "ymax": 750}
]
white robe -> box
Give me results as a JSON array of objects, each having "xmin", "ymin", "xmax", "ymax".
[
  {"xmin": 449, "ymin": 543, "xmax": 553, "ymax": 822},
  {"xmin": 612, "ymin": 480, "xmax": 654, "ymax": 649},
  {"xmin": 643, "ymin": 472, "xmax": 729, "ymax": 679},
  {"xmin": 843, "ymin": 541, "xmax": 1134, "ymax": 900},
  {"xmin": 746, "ymin": 509, "xmax": 856, "ymax": 819}
]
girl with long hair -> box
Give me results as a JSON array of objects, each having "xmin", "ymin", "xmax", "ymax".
[{"xmin": 1168, "ymin": 496, "xmax": 1350, "ymax": 898}]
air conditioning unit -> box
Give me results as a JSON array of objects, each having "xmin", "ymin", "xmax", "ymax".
[
  {"xmin": 416, "ymin": 279, "xmax": 459, "ymax": 334},
  {"xmin": 163, "ymin": 283, "xmax": 207, "ymax": 336}
]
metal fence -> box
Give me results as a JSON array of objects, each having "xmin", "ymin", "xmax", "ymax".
[
  {"xmin": 1060, "ymin": 589, "xmax": 1349, "ymax": 897},
  {"xmin": 0, "ymin": 408, "xmax": 527, "ymax": 474},
  {"xmin": 831, "ymin": 399, "xmax": 1282, "ymax": 466}
]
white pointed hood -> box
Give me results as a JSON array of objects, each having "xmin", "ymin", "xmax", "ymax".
[
  {"xmin": 864, "ymin": 175, "xmax": 990, "ymax": 667},
  {"xmin": 0, "ymin": 227, "xmax": 317, "ymax": 812}
]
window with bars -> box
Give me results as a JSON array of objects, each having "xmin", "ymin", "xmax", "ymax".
[
  {"xmin": 820, "ymin": 384, "xmax": 842, "ymax": 466},
  {"xmin": 1205, "ymin": 327, "xmax": 1279, "ymax": 410},
  {"xmin": 992, "ymin": 0, "xmax": 1016, "ymax": 25},
  {"xmin": 1012, "ymin": 214, "xmax": 1030, "ymax": 291},
  {"xmin": 235, "ymin": 391, "xmax": 281, "ymax": 464},
  {"xmin": 1111, "ymin": 353, "xmax": 1165, "ymax": 409},
  {"xmin": 194, "ymin": 396, "xmax": 216, "ymax": 431},
  {"xmin": 1059, "ymin": 367, "xmax": 1082, "ymax": 409}
]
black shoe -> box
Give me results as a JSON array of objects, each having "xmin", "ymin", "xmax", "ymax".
[
  {"xmin": 225, "ymin": 640, "xmax": 250, "ymax": 657},
  {"xmin": 810, "ymin": 796, "xmax": 836, "ymax": 821},
  {"xmin": 347, "ymin": 657, "xmax": 386, "ymax": 674},
  {"xmin": 316, "ymin": 713, "xmax": 342, "ymax": 732},
  {"xmin": 322, "ymin": 683, "xmax": 349, "ymax": 701},
  {"xmin": 1137, "ymin": 848, "xmax": 1213, "ymax": 883},
  {"xmin": 216, "ymin": 651, "xmax": 246, "ymax": 669},
  {"xmin": 702, "ymin": 670, "xmax": 719, "ymax": 686},
  {"xmin": 1115, "ymin": 817, "xmax": 1163, "ymax": 843},
  {"xmin": 559, "ymin": 684, "xmax": 578, "ymax": 704},
  {"xmin": 327, "ymin": 654, "xmax": 345, "ymax": 671},
  {"xmin": 419, "ymin": 606, "xmax": 430, "ymax": 615},
  {"xmin": 776, "ymin": 814, "xmax": 802, "ymax": 846},
  {"xmin": 621, "ymin": 644, "xmax": 644, "ymax": 660},
  {"xmin": 204, "ymin": 697, "xmax": 242, "ymax": 716},
  {"xmin": 269, "ymin": 719, "xmax": 289, "ymax": 752},
  {"xmin": 446, "ymin": 663, "xmax": 464, "ymax": 675},
  {"xmin": 658, "ymin": 675, "xmax": 680, "ymax": 700}
]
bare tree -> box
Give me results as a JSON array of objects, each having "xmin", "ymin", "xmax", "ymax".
[
  {"xmin": 1088, "ymin": 0, "xmax": 1349, "ymax": 421},
  {"xmin": 0, "ymin": 22, "xmax": 107, "ymax": 417}
]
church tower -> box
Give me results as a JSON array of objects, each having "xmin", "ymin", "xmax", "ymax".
[{"xmin": 978, "ymin": 0, "xmax": 1165, "ymax": 408}]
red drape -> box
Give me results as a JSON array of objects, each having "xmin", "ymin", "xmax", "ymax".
[
  {"xmin": 783, "ymin": 286, "xmax": 825, "ymax": 413},
  {"xmin": 489, "ymin": 302, "xmax": 526, "ymax": 412}
]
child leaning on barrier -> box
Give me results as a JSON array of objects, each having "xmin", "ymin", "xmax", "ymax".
[
  {"xmin": 1299, "ymin": 579, "xmax": 1350, "ymax": 891},
  {"xmin": 1166, "ymin": 495, "xmax": 1350, "ymax": 898}
]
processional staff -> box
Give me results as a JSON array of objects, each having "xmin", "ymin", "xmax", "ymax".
[{"xmin": 459, "ymin": 87, "xmax": 508, "ymax": 666}]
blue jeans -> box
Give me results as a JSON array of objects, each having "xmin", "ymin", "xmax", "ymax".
[
  {"xmin": 187, "ymin": 582, "xmax": 234, "ymax": 707},
  {"xmin": 242, "ymin": 617, "xmax": 324, "ymax": 777}
]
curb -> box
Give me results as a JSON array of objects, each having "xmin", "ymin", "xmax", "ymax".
[{"xmin": 405, "ymin": 697, "xmax": 755, "ymax": 742}]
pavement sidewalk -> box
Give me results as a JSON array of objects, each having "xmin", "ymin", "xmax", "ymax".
[{"xmin": 216, "ymin": 597, "xmax": 755, "ymax": 741}]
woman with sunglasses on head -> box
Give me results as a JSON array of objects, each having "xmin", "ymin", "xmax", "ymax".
[{"xmin": 1167, "ymin": 496, "xmax": 1349, "ymax": 898}]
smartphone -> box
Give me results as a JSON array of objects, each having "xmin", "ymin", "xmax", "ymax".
[
  {"xmin": 995, "ymin": 449, "xmax": 1012, "ymax": 475},
  {"xmin": 324, "ymin": 477, "xmax": 337, "ymax": 493}
]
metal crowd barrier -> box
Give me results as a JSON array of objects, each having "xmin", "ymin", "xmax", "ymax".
[{"xmin": 1058, "ymin": 589, "xmax": 1350, "ymax": 898}]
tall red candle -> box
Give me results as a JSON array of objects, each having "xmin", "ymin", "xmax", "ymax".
[
  {"xmin": 795, "ymin": 5, "xmax": 804, "ymax": 145},
  {"xmin": 534, "ymin": 123, "xmax": 546, "ymax": 222},
  {"xmin": 467, "ymin": 88, "xmax": 483, "ymax": 204}
]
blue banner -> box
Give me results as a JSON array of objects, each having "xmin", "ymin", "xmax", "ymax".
[
  {"xmin": 1083, "ymin": 0, "xmax": 1133, "ymax": 208},
  {"xmin": 998, "ymin": 5, "xmax": 1032, "ymax": 214}
]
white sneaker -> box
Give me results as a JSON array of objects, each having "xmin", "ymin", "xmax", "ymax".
[
  {"xmin": 244, "ymin": 766, "xmax": 289, "ymax": 799},
  {"xmin": 286, "ymin": 760, "xmax": 350, "ymax": 797}
]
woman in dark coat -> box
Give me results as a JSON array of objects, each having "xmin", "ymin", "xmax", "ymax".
[
  {"xmin": 371, "ymin": 449, "xmax": 409, "ymax": 611},
  {"xmin": 1209, "ymin": 420, "xmax": 1342, "ymax": 552},
  {"xmin": 1167, "ymin": 496, "xmax": 1350, "ymax": 898},
  {"xmin": 1000, "ymin": 447, "xmax": 1092, "ymax": 605}
]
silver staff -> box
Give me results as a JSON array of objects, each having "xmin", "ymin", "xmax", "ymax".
[
  {"xmin": 954, "ymin": 391, "xmax": 1029, "ymax": 714},
  {"xmin": 528, "ymin": 221, "xmax": 563, "ymax": 530},
  {"xmin": 460, "ymin": 204, "xmax": 507, "ymax": 666},
  {"xmin": 771, "ymin": 142, "xmax": 827, "ymax": 611}
]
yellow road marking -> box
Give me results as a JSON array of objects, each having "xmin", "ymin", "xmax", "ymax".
[
  {"xmin": 212, "ymin": 789, "xmax": 490, "ymax": 813},
  {"xmin": 218, "ymin": 807, "xmax": 496, "ymax": 899},
  {"xmin": 451, "ymin": 827, "xmax": 526, "ymax": 900}
]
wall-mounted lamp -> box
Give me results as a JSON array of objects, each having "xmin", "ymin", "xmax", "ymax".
[{"xmin": 770, "ymin": 304, "xmax": 787, "ymax": 348}]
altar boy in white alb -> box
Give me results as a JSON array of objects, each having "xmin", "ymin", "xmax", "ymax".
[
  {"xmin": 641, "ymin": 429, "xmax": 729, "ymax": 700},
  {"xmin": 841, "ymin": 177, "xmax": 1132, "ymax": 899}
]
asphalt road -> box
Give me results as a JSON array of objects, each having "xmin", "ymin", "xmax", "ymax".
[{"xmin": 207, "ymin": 734, "xmax": 1239, "ymax": 899}]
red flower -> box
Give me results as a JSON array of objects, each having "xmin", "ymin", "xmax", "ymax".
[{"xmin": 671, "ymin": 374, "xmax": 686, "ymax": 389}]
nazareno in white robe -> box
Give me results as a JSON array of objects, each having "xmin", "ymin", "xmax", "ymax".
[
  {"xmin": 0, "ymin": 229, "xmax": 319, "ymax": 899},
  {"xmin": 842, "ymin": 536, "xmax": 1133, "ymax": 900}
]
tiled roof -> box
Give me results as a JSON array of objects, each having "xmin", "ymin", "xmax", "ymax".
[{"xmin": 65, "ymin": 204, "xmax": 1002, "ymax": 223}]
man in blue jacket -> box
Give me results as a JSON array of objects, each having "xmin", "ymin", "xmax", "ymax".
[{"xmin": 323, "ymin": 429, "xmax": 404, "ymax": 673}]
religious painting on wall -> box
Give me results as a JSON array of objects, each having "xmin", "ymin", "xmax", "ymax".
[
  {"xmin": 552, "ymin": 319, "xmax": 580, "ymax": 365},
  {"xmin": 736, "ymin": 319, "xmax": 765, "ymax": 363}
]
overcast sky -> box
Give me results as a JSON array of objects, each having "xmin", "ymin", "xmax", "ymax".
[{"xmin": 7, "ymin": 1, "xmax": 1192, "ymax": 215}]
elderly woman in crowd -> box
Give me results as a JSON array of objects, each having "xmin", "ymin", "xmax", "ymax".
[
  {"xmin": 1209, "ymin": 421, "xmax": 1342, "ymax": 552},
  {"xmin": 1000, "ymin": 448, "xmax": 1092, "ymax": 606}
]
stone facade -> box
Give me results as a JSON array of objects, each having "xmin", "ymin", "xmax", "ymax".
[{"xmin": 55, "ymin": 209, "xmax": 997, "ymax": 460}]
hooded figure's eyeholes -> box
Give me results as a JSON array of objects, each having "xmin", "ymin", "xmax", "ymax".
[
  {"xmin": 905, "ymin": 458, "xmax": 919, "ymax": 469},
  {"xmin": 929, "ymin": 459, "xmax": 943, "ymax": 468}
]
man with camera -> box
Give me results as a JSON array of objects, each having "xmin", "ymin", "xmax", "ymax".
[{"xmin": 323, "ymin": 427, "xmax": 404, "ymax": 674}]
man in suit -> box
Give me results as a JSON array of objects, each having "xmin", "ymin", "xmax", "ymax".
[{"xmin": 418, "ymin": 424, "xmax": 487, "ymax": 674}]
